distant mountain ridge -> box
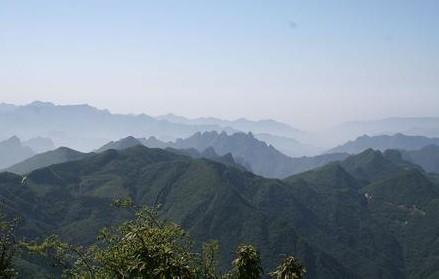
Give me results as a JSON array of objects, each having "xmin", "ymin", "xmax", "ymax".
[
  {"xmin": 324, "ymin": 133, "xmax": 439, "ymax": 175},
  {"xmin": 3, "ymin": 147, "xmax": 92, "ymax": 175},
  {"xmin": 0, "ymin": 136, "xmax": 35, "ymax": 169},
  {"xmin": 94, "ymin": 135, "xmax": 246, "ymax": 171},
  {"xmin": 328, "ymin": 133, "xmax": 439, "ymax": 154},
  {"xmin": 95, "ymin": 136, "xmax": 143, "ymax": 153},
  {"xmin": 254, "ymin": 133, "xmax": 323, "ymax": 157},
  {"xmin": 328, "ymin": 117, "xmax": 439, "ymax": 145},
  {"xmin": 157, "ymin": 113, "xmax": 303, "ymax": 138},
  {"xmin": 4, "ymin": 101, "xmax": 439, "ymax": 154},
  {"xmin": 22, "ymin": 136, "xmax": 55, "ymax": 153},
  {"xmin": 0, "ymin": 101, "xmax": 230, "ymax": 151},
  {"xmin": 400, "ymin": 145, "xmax": 439, "ymax": 174},
  {"xmin": 157, "ymin": 114, "xmax": 325, "ymax": 156},
  {"xmin": 0, "ymin": 101, "xmax": 303, "ymax": 152},
  {"xmin": 13, "ymin": 131, "xmax": 439, "ymax": 180},
  {"xmin": 99, "ymin": 132, "xmax": 348, "ymax": 178}
]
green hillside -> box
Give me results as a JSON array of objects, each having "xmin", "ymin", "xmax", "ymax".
[
  {"xmin": 4, "ymin": 147, "xmax": 92, "ymax": 175},
  {"xmin": 1, "ymin": 145, "xmax": 438, "ymax": 278}
]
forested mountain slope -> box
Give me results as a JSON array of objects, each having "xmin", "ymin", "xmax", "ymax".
[{"xmin": 1, "ymin": 146, "xmax": 438, "ymax": 278}]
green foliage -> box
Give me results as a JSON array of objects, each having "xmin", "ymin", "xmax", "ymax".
[
  {"xmin": 198, "ymin": 240, "xmax": 220, "ymax": 278},
  {"xmin": 226, "ymin": 244, "xmax": 264, "ymax": 279},
  {"xmin": 26, "ymin": 204, "xmax": 197, "ymax": 278},
  {"xmin": 270, "ymin": 256, "xmax": 306, "ymax": 279},
  {"xmin": 24, "ymin": 235, "xmax": 91, "ymax": 277},
  {"xmin": 0, "ymin": 202, "xmax": 19, "ymax": 278},
  {"xmin": 112, "ymin": 195, "xmax": 135, "ymax": 208},
  {"xmin": 24, "ymin": 201, "xmax": 307, "ymax": 279}
]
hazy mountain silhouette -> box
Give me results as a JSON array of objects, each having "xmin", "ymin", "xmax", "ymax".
[
  {"xmin": 5, "ymin": 101, "xmax": 439, "ymax": 155},
  {"xmin": 328, "ymin": 117, "xmax": 439, "ymax": 146},
  {"xmin": 139, "ymin": 131, "xmax": 348, "ymax": 178},
  {"xmin": 328, "ymin": 133, "xmax": 439, "ymax": 154},
  {"xmin": 157, "ymin": 113, "xmax": 303, "ymax": 138},
  {"xmin": 139, "ymin": 136, "xmax": 169, "ymax": 149},
  {"xmin": 0, "ymin": 102, "xmax": 17, "ymax": 112},
  {"xmin": 0, "ymin": 101, "xmax": 238, "ymax": 151},
  {"xmin": 0, "ymin": 136, "xmax": 35, "ymax": 169},
  {"xmin": 95, "ymin": 136, "xmax": 143, "ymax": 153},
  {"xmin": 400, "ymin": 145, "xmax": 439, "ymax": 174},
  {"xmin": 3, "ymin": 147, "xmax": 91, "ymax": 175},
  {"xmin": 0, "ymin": 101, "xmax": 310, "ymax": 153},
  {"xmin": 165, "ymin": 147, "xmax": 246, "ymax": 170},
  {"xmin": 254, "ymin": 133, "xmax": 323, "ymax": 157},
  {"xmin": 22, "ymin": 136, "xmax": 55, "ymax": 153},
  {"xmin": 96, "ymin": 136, "xmax": 246, "ymax": 170}
]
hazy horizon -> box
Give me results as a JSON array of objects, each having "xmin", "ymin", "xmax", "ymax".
[
  {"xmin": 1, "ymin": 1, "xmax": 438, "ymax": 130},
  {"xmin": 6, "ymin": 99, "xmax": 439, "ymax": 132}
]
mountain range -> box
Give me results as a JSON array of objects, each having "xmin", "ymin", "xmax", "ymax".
[
  {"xmin": 327, "ymin": 117, "xmax": 439, "ymax": 146},
  {"xmin": 96, "ymin": 135, "xmax": 245, "ymax": 170},
  {"xmin": 328, "ymin": 133, "xmax": 439, "ymax": 154},
  {"xmin": 0, "ymin": 135, "xmax": 55, "ymax": 170},
  {"xmin": 3, "ymin": 147, "xmax": 92, "ymax": 175},
  {"xmin": 6, "ymin": 130, "xmax": 439, "ymax": 181},
  {"xmin": 100, "ymin": 132, "xmax": 348, "ymax": 178},
  {"xmin": 2, "ymin": 145, "xmax": 439, "ymax": 278},
  {"xmin": 5, "ymin": 101, "xmax": 439, "ymax": 156},
  {"xmin": 252, "ymin": 133, "xmax": 323, "ymax": 157},
  {"xmin": 3, "ymin": 101, "xmax": 439, "ymax": 278},
  {"xmin": 157, "ymin": 113, "xmax": 304, "ymax": 138},
  {"xmin": 400, "ymin": 145, "xmax": 439, "ymax": 174},
  {"xmin": 0, "ymin": 101, "xmax": 306, "ymax": 153},
  {"xmin": 97, "ymin": 132, "xmax": 439, "ymax": 179}
]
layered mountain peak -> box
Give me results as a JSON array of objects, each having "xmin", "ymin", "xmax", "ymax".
[
  {"xmin": 329, "ymin": 133, "xmax": 439, "ymax": 154},
  {"xmin": 287, "ymin": 163, "xmax": 360, "ymax": 191},
  {"xmin": 125, "ymin": 132, "xmax": 348, "ymax": 178},
  {"xmin": 4, "ymin": 146, "xmax": 90, "ymax": 175},
  {"xmin": 2, "ymin": 135, "xmax": 21, "ymax": 146},
  {"xmin": 0, "ymin": 136, "xmax": 35, "ymax": 169},
  {"xmin": 201, "ymin": 146, "xmax": 218, "ymax": 158},
  {"xmin": 96, "ymin": 136, "xmax": 143, "ymax": 152},
  {"xmin": 23, "ymin": 136, "xmax": 55, "ymax": 153},
  {"xmin": 340, "ymin": 149, "xmax": 402, "ymax": 183}
]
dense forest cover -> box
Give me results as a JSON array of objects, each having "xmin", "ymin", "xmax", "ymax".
[{"xmin": 1, "ymin": 146, "xmax": 439, "ymax": 278}]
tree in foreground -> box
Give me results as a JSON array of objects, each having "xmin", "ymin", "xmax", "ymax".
[
  {"xmin": 26, "ymin": 201, "xmax": 197, "ymax": 278},
  {"xmin": 225, "ymin": 244, "xmax": 264, "ymax": 279},
  {"xmin": 25, "ymin": 198, "xmax": 306, "ymax": 278},
  {"xmin": 199, "ymin": 240, "xmax": 220, "ymax": 278},
  {"xmin": 270, "ymin": 256, "xmax": 306, "ymax": 279}
]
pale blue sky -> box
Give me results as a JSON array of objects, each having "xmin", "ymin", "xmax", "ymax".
[{"xmin": 0, "ymin": 0, "xmax": 438, "ymax": 129}]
